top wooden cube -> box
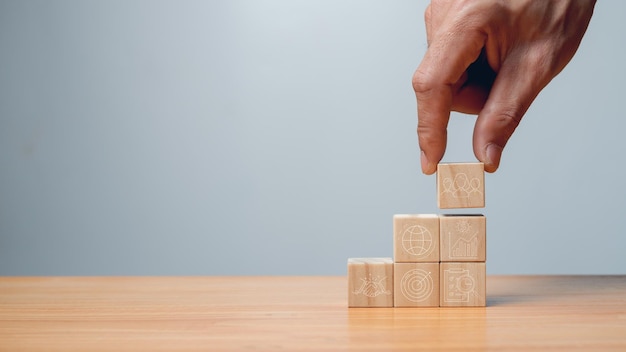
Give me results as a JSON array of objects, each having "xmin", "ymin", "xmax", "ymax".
[{"xmin": 437, "ymin": 163, "xmax": 485, "ymax": 209}]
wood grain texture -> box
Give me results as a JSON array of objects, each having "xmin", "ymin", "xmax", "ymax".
[
  {"xmin": 441, "ymin": 262, "xmax": 486, "ymax": 307},
  {"xmin": 440, "ymin": 214, "xmax": 486, "ymax": 262},
  {"xmin": 393, "ymin": 214, "xmax": 439, "ymax": 263},
  {"xmin": 348, "ymin": 258, "xmax": 393, "ymax": 307},
  {"xmin": 394, "ymin": 262, "xmax": 439, "ymax": 307},
  {"xmin": 437, "ymin": 162, "xmax": 485, "ymax": 209},
  {"xmin": 2, "ymin": 276, "xmax": 626, "ymax": 351}
]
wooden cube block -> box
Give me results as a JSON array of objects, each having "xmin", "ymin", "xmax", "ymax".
[
  {"xmin": 440, "ymin": 262, "xmax": 486, "ymax": 307},
  {"xmin": 393, "ymin": 214, "xmax": 439, "ymax": 263},
  {"xmin": 437, "ymin": 163, "xmax": 485, "ymax": 209},
  {"xmin": 348, "ymin": 258, "xmax": 393, "ymax": 307},
  {"xmin": 440, "ymin": 215, "xmax": 486, "ymax": 262},
  {"xmin": 394, "ymin": 263, "xmax": 440, "ymax": 307}
]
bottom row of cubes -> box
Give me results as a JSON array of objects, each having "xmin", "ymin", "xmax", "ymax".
[{"xmin": 348, "ymin": 258, "xmax": 486, "ymax": 307}]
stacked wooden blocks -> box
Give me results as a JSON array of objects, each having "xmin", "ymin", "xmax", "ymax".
[{"xmin": 348, "ymin": 162, "xmax": 486, "ymax": 308}]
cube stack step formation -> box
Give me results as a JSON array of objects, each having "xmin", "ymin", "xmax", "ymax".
[{"xmin": 348, "ymin": 162, "xmax": 487, "ymax": 307}]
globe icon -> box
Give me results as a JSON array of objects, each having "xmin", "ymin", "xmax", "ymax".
[{"xmin": 402, "ymin": 225, "xmax": 433, "ymax": 257}]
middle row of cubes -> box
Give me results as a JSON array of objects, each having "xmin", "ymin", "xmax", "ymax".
[{"xmin": 394, "ymin": 214, "xmax": 486, "ymax": 263}]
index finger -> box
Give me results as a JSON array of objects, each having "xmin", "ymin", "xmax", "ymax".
[{"xmin": 413, "ymin": 28, "xmax": 487, "ymax": 174}]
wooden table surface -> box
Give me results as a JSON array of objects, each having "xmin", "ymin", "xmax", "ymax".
[{"xmin": 1, "ymin": 276, "xmax": 625, "ymax": 351}]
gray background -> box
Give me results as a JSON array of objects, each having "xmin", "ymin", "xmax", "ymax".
[{"xmin": 1, "ymin": 1, "xmax": 624, "ymax": 275}]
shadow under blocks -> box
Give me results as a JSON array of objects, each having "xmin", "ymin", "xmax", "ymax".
[{"xmin": 348, "ymin": 162, "xmax": 486, "ymax": 307}]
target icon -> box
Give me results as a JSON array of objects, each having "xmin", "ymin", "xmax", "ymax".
[{"xmin": 400, "ymin": 269, "xmax": 433, "ymax": 302}]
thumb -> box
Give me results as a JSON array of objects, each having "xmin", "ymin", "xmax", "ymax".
[{"xmin": 473, "ymin": 55, "xmax": 548, "ymax": 173}]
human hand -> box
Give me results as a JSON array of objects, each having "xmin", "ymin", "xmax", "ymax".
[{"xmin": 412, "ymin": 0, "xmax": 596, "ymax": 174}]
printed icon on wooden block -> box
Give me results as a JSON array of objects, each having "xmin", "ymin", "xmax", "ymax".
[
  {"xmin": 440, "ymin": 215, "xmax": 486, "ymax": 262},
  {"xmin": 437, "ymin": 163, "xmax": 485, "ymax": 209},
  {"xmin": 348, "ymin": 258, "xmax": 393, "ymax": 307},
  {"xmin": 394, "ymin": 263, "xmax": 439, "ymax": 307},
  {"xmin": 440, "ymin": 262, "xmax": 486, "ymax": 307},
  {"xmin": 393, "ymin": 214, "xmax": 439, "ymax": 263}
]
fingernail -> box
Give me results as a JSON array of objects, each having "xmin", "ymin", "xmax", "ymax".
[
  {"xmin": 485, "ymin": 144, "xmax": 503, "ymax": 172},
  {"xmin": 420, "ymin": 151, "xmax": 434, "ymax": 175}
]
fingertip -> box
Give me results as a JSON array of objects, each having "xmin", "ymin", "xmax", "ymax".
[
  {"xmin": 420, "ymin": 150, "xmax": 436, "ymax": 175},
  {"xmin": 482, "ymin": 143, "xmax": 503, "ymax": 173}
]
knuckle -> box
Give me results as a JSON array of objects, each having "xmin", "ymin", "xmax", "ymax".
[
  {"xmin": 496, "ymin": 107, "xmax": 523, "ymax": 136},
  {"xmin": 412, "ymin": 68, "xmax": 435, "ymax": 95}
]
